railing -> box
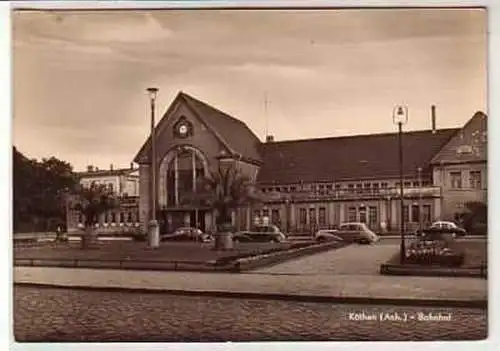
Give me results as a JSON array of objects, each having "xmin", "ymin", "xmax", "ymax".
[{"xmin": 264, "ymin": 186, "xmax": 441, "ymax": 202}]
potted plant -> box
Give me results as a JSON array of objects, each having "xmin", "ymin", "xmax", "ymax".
[
  {"xmin": 69, "ymin": 182, "xmax": 120, "ymax": 249},
  {"xmin": 183, "ymin": 162, "xmax": 263, "ymax": 251}
]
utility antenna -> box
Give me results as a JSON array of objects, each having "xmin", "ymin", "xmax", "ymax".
[{"xmin": 264, "ymin": 91, "xmax": 269, "ymax": 138}]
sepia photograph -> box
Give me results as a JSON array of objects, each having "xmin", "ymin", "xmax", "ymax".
[{"xmin": 11, "ymin": 3, "xmax": 488, "ymax": 343}]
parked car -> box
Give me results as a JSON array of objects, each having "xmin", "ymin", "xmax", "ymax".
[
  {"xmin": 314, "ymin": 229, "xmax": 344, "ymax": 242},
  {"xmin": 333, "ymin": 223, "xmax": 379, "ymax": 244},
  {"xmin": 416, "ymin": 221, "xmax": 467, "ymax": 238},
  {"xmin": 233, "ymin": 225, "xmax": 286, "ymax": 243},
  {"xmin": 161, "ymin": 227, "xmax": 213, "ymax": 242}
]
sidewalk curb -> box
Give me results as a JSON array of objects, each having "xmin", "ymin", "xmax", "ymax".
[{"xmin": 14, "ymin": 282, "xmax": 487, "ymax": 309}]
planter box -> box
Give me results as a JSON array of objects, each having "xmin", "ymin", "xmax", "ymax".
[{"xmin": 380, "ymin": 263, "xmax": 487, "ymax": 278}]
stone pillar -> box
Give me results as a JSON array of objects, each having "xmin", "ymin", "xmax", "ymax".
[
  {"xmin": 339, "ymin": 203, "xmax": 345, "ymax": 224},
  {"xmin": 390, "ymin": 199, "xmax": 398, "ymax": 230},
  {"xmin": 433, "ymin": 197, "xmax": 442, "ymax": 222},
  {"xmin": 328, "ymin": 202, "xmax": 335, "ymax": 226},
  {"xmin": 139, "ymin": 164, "xmax": 151, "ymax": 234}
]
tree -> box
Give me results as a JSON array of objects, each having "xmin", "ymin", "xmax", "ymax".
[
  {"xmin": 13, "ymin": 147, "xmax": 77, "ymax": 232},
  {"xmin": 70, "ymin": 182, "xmax": 120, "ymax": 249},
  {"xmin": 458, "ymin": 201, "xmax": 487, "ymax": 236},
  {"xmin": 183, "ymin": 163, "xmax": 263, "ymax": 250}
]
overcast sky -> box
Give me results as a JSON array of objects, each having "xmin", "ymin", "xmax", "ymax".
[{"xmin": 12, "ymin": 8, "xmax": 487, "ymax": 171}]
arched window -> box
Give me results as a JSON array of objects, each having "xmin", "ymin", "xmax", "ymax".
[
  {"xmin": 111, "ymin": 212, "xmax": 116, "ymax": 223},
  {"xmin": 166, "ymin": 147, "xmax": 205, "ymax": 206}
]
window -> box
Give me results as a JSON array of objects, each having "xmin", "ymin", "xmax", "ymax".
[
  {"xmin": 271, "ymin": 209, "xmax": 280, "ymax": 224},
  {"xmin": 470, "ymin": 171, "xmax": 482, "ymax": 189},
  {"xmin": 319, "ymin": 207, "xmax": 326, "ymax": 226},
  {"xmin": 411, "ymin": 205, "xmax": 420, "ymax": 222},
  {"xmin": 348, "ymin": 184, "xmax": 354, "ymax": 190},
  {"xmin": 290, "ymin": 186, "xmax": 296, "ymax": 192},
  {"xmin": 108, "ymin": 183, "xmax": 114, "ymax": 192},
  {"xmin": 309, "ymin": 208, "xmax": 316, "ymax": 224},
  {"xmin": 253, "ymin": 210, "xmax": 261, "ymax": 218},
  {"xmin": 403, "ymin": 205, "xmax": 409, "ymax": 223},
  {"xmin": 412, "ymin": 182, "xmax": 420, "ymax": 187},
  {"xmin": 364, "ymin": 183, "xmax": 371, "ymax": 188},
  {"xmin": 262, "ymin": 209, "xmax": 269, "ymax": 218},
  {"xmin": 119, "ymin": 212, "xmax": 125, "ymax": 223},
  {"xmin": 326, "ymin": 184, "xmax": 332, "ymax": 190},
  {"xmin": 299, "ymin": 208, "xmax": 307, "ymax": 225},
  {"xmin": 103, "ymin": 212, "xmax": 108, "ymax": 223},
  {"xmin": 347, "ymin": 207, "xmax": 357, "ymax": 222},
  {"xmin": 404, "ymin": 182, "xmax": 411, "ymax": 187},
  {"xmin": 372, "ymin": 183, "xmax": 379, "ymax": 188},
  {"xmin": 111, "ymin": 212, "xmax": 116, "ymax": 223},
  {"xmin": 369, "ymin": 206, "xmax": 378, "ymax": 226},
  {"xmin": 335, "ymin": 184, "xmax": 341, "ymax": 189},
  {"xmin": 423, "ymin": 205, "xmax": 431, "ymax": 223},
  {"xmin": 450, "ymin": 171, "xmax": 462, "ymax": 189},
  {"xmin": 381, "ymin": 182, "xmax": 388, "ymax": 188},
  {"xmin": 359, "ymin": 206, "xmax": 367, "ymax": 223},
  {"xmin": 78, "ymin": 214, "xmax": 83, "ymax": 223},
  {"xmin": 127, "ymin": 212, "xmax": 133, "ymax": 222}
]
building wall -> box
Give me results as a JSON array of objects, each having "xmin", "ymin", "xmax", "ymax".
[{"xmin": 433, "ymin": 162, "xmax": 487, "ymax": 220}]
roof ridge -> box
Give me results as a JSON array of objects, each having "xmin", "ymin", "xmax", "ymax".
[
  {"xmin": 260, "ymin": 127, "xmax": 461, "ymax": 145},
  {"xmin": 180, "ymin": 92, "xmax": 251, "ymax": 128}
]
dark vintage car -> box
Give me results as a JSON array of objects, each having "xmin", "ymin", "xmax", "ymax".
[
  {"xmin": 415, "ymin": 221, "xmax": 467, "ymax": 238},
  {"xmin": 233, "ymin": 225, "xmax": 287, "ymax": 243}
]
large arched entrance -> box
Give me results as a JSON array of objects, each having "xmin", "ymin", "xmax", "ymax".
[{"xmin": 158, "ymin": 145, "xmax": 211, "ymax": 233}]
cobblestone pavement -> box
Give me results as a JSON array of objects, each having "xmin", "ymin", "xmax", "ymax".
[
  {"xmin": 254, "ymin": 241, "xmax": 399, "ymax": 275},
  {"xmin": 14, "ymin": 286, "xmax": 487, "ymax": 342}
]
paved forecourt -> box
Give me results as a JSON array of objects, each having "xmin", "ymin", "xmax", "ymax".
[
  {"xmin": 253, "ymin": 241, "xmax": 400, "ymax": 275},
  {"xmin": 14, "ymin": 265, "xmax": 487, "ymax": 303}
]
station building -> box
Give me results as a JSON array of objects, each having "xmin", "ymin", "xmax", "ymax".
[{"xmin": 66, "ymin": 91, "xmax": 487, "ymax": 234}]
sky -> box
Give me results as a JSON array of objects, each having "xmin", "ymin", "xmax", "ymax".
[{"xmin": 12, "ymin": 8, "xmax": 487, "ymax": 171}]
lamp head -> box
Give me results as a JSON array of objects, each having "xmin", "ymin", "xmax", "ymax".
[
  {"xmin": 393, "ymin": 105, "xmax": 408, "ymax": 125},
  {"xmin": 146, "ymin": 87, "xmax": 159, "ymax": 100}
]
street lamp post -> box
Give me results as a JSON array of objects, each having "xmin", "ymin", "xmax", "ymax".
[
  {"xmin": 393, "ymin": 105, "xmax": 408, "ymax": 264},
  {"xmin": 417, "ymin": 167, "xmax": 423, "ymax": 233},
  {"xmin": 147, "ymin": 87, "xmax": 160, "ymax": 248}
]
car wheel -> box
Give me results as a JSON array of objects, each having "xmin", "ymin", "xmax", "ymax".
[{"xmin": 317, "ymin": 236, "xmax": 326, "ymax": 243}]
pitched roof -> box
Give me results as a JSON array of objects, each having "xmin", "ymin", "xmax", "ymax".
[
  {"xmin": 431, "ymin": 111, "xmax": 487, "ymax": 165},
  {"xmin": 133, "ymin": 92, "xmax": 262, "ymax": 164},
  {"xmin": 257, "ymin": 128, "xmax": 459, "ymax": 184}
]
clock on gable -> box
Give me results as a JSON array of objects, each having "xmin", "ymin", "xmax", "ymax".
[{"xmin": 173, "ymin": 117, "xmax": 193, "ymax": 139}]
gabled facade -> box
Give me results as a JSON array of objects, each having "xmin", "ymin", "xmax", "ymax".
[{"xmin": 431, "ymin": 111, "xmax": 487, "ymax": 220}]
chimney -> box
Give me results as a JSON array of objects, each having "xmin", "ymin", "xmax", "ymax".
[
  {"xmin": 110, "ymin": 164, "xmax": 114, "ymax": 171},
  {"xmin": 431, "ymin": 105, "xmax": 436, "ymax": 134},
  {"xmin": 266, "ymin": 135, "xmax": 274, "ymax": 143},
  {"xmin": 87, "ymin": 165, "xmax": 94, "ymax": 172},
  {"xmin": 130, "ymin": 162, "xmax": 134, "ymax": 170}
]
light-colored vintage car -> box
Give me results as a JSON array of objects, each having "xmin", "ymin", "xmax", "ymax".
[
  {"xmin": 316, "ymin": 223, "xmax": 379, "ymax": 244},
  {"xmin": 233, "ymin": 225, "xmax": 287, "ymax": 243}
]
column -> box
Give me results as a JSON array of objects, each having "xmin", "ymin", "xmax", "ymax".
[
  {"xmin": 328, "ymin": 201, "xmax": 335, "ymax": 226},
  {"xmin": 390, "ymin": 199, "xmax": 398, "ymax": 229},
  {"xmin": 433, "ymin": 197, "xmax": 442, "ymax": 222},
  {"xmin": 139, "ymin": 164, "xmax": 151, "ymax": 234},
  {"xmin": 339, "ymin": 203, "xmax": 345, "ymax": 224},
  {"xmin": 174, "ymin": 154, "xmax": 179, "ymax": 206},
  {"xmin": 184, "ymin": 212, "xmax": 190, "ymax": 227}
]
